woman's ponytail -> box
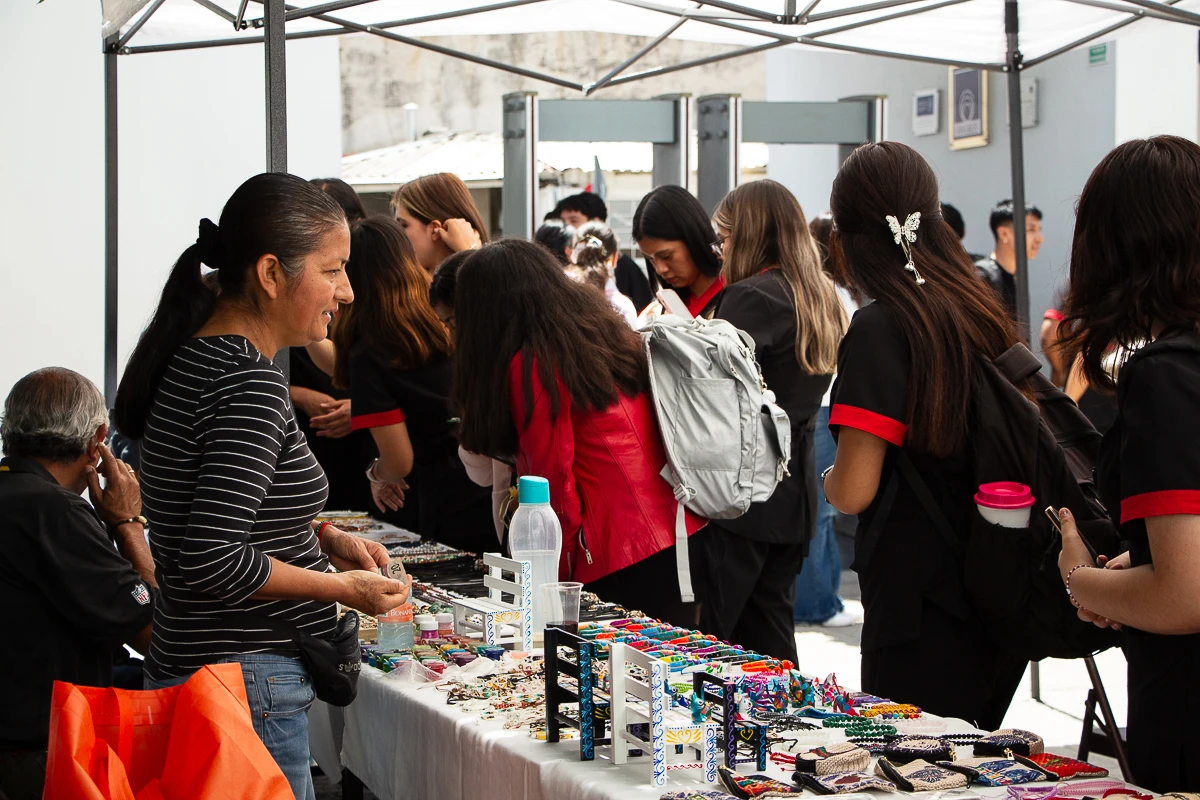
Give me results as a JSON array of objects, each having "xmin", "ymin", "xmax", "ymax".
[
  {"xmin": 113, "ymin": 173, "xmax": 346, "ymax": 439},
  {"xmin": 112, "ymin": 222, "xmax": 219, "ymax": 438}
]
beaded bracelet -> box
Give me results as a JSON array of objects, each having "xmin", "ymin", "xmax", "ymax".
[
  {"xmin": 821, "ymin": 715, "xmax": 858, "ymax": 728},
  {"xmin": 941, "ymin": 733, "xmax": 983, "ymax": 745},
  {"xmin": 1065, "ymin": 563, "xmax": 1091, "ymax": 609}
]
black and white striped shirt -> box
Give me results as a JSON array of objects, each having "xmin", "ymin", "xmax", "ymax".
[{"xmin": 140, "ymin": 335, "xmax": 334, "ymax": 680}]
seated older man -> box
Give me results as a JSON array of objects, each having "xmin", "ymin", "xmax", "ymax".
[{"xmin": 0, "ymin": 368, "xmax": 156, "ymax": 800}]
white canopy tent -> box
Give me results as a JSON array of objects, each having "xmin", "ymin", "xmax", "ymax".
[{"xmin": 95, "ymin": 0, "xmax": 1200, "ymax": 401}]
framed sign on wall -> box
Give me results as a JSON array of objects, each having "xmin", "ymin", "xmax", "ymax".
[{"xmin": 949, "ymin": 67, "xmax": 988, "ymax": 150}]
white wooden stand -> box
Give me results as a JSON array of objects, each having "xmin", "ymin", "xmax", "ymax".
[{"xmin": 450, "ymin": 553, "xmax": 533, "ymax": 650}]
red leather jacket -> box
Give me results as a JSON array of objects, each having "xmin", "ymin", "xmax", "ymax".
[{"xmin": 508, "ymin": 354, "xmax": 706, "ymax": 584}]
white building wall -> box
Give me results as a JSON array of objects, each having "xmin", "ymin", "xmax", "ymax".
[
  {"xmin": 1114, "ymin": 21, "xmax": 1199, "ymax": 144},
  {"xmin": 0, "ymin": 0, "xmax": 341, "ymax": 410}
]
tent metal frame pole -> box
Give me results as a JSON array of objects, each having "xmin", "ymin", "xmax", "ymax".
[
  {"xmin": 1027, "ymin": 0, "xmax": 1194, "ymax": 67},
  {"xmin": 1121, "ymin": 0, "xmax": 1200, "ymax": 24},
  {"xmin": 281, "ymin": 0, "xmax": 376, "ymax": 22},
  {"xmin": 124, "ymin": 1, "xmax": 550, "ymax": 54},
  {"xmin": 694, "ymin": 0, "xmax": 785, "ymax": 22},
  {"xmin": 586, "ymin": 16, "xmax": 688, "ymax": 95},
  {"xmin": 115, "ymin": 0, "xmax": 168, "ymax": 50},
  {"xmin": 605, "ymin": 40, "xmax": 789, "ymax": 87},
  {"xmin": 797, "ymin": 0, "xmax": 823, "ymax": 20},
  {"xmin": 798, "ymin": 36, "xmax": 1002, "ymax": 70},
  {"xmin": 264, "ymin": 0, "xmax": 289, "ymax": 380},
  {"xmin": 806, "ymin": 0, "xmax": 971, "ymax": 39},
  {"xmin": 1005, "ymin": 0, "xmax": 1031, "ymax": 339},
  {"xmin": 104, "ymin": 34, "xmax": 120, "ymax": 408},
  {"xmin": 806, "ymin": 0, "xmax": 936, "ymax": 23},
  {"xmin": 235, "ymin": 0, "xmax": 251, "ymax": 29},
  {"xmin": 192, "ymin": 0, "xmax": 239, "ymax": 25}
]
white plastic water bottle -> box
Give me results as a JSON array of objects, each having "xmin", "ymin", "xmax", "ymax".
[
  {"xmin": 377, "ymin": 602, "xmax": 414, "ymax": 653},
  {"xmin": 507, "ymin": 476, "xmax": 562, "ymax": 635}
]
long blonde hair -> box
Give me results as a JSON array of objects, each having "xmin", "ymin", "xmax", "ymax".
[{"xmin": 713, "ymin": 180, "xmax": 846, "ymax": 374}]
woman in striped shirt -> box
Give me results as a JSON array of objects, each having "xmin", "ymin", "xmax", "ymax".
[{"xmin": 113, "ymin": 173, "xmax": 410, "ymax": 800}]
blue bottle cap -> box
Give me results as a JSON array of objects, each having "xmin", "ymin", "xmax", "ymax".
[{"xmin": 518, "ymin": 476, "xmax": 550, "ymax": 505}]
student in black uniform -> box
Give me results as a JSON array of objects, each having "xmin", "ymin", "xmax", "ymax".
[
  {"xmin": 1055, "ymin": 135, "xmax": 1200, "ymax": 792},
  {"xmin": 333, "ymin": 216, "xmax": 493, "ymax": 554},
  {"xmin": 699, "ymin": 181, "xmax": 846, "ymax": 662},
  {"xmin": 633, "ymin": 186, "xmax": 724, "ymax": 320},
  {"xmin": 822, "ymin": 142, "xmax": 1030, "ymax": 729}
]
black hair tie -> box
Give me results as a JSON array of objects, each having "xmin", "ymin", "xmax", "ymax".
[{"xmin": 196, "ymin": 218, "xmax": 226, "ymax": 269}]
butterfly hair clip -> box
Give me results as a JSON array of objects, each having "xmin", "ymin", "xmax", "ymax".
[{"xmin": 885, "ymin": 212, "xmax": 925, "ymax": 285}]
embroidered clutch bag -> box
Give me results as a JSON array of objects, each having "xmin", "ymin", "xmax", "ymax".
[
  {"xmin": 881, "ymin": 735, "xmax": 955, "ymax": 764},
  {"xmin": 794, "ymin": 742, "xmax": 870, "ymax": 775},
  {"xmin": 939, "ymin": 755, "xmax": 1055, "ymax": 786},
  {"xmin": 718, "ymin": 766, "xmax": 802, "ymax": 799},
  {"xmin": 1025, "ymin": 753, "xmax": 1109, "ymax": 779},
  {"xmin": 661, "ymin": 792, "xmax": 739, "ymax": 800},
  {"xmin": 874, "ymin": 758, "xmax": 970, "ymax": 792},
  {"xmin": 974, "ymin": 728, "xmax": 1045, "ymax": 757},
  {"xmin": 795, "ymin": 771, "xmax": 897, "ymax": 795}
]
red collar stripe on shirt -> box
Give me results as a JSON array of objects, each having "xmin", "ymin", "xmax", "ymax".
[
  {"xmin": 350, "ymin": 408, "xmax": 406, "ymax": 431},
  {"xmin": 1120, "ymin": 489, "xmax": 1200, "ymax": 524},
  {"xmin": 828, "ymin": 404, "xmax": 907, "ymax": 447},
  {"xmin": 687, "ymin": 277, "xmax": 726, "ymax": 317}
]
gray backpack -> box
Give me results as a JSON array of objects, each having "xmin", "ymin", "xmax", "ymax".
[{"xmin": 642, "ymin": 314, "xmax": 792, "ymax": 601}]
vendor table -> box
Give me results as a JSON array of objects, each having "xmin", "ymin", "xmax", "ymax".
[{"xmin": 330, "ymin": 666, "xmax": 1037, "ymax": 800}]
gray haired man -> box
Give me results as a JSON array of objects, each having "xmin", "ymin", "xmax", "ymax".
[{"xmin": 0, "ymin": 368, "xmax": 156, "ymax": 800}]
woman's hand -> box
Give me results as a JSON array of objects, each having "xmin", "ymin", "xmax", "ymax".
[
  {"xmin": 1057, "ymin": 508, "xmax": 1122, "ymax": 630},
  {"xmin": 370, "ymin": 478, "xmax": 408, "ymax": 512},
  {"xmin": 434, "ymin": 218, "xmax": 482, "ymax": 253},
  {"xmin": 310, "ymin": 398, "xmax": 353, "ymax": 439},
  {"xmin": 292, "ymin": 386, "xmax": 336, "ymax": 420},
  {"xmin": 336, "ymin": 570, "xmax": 411, "ymax": 615},
  {"xmin": 320, "ymin": 525, "xmax": 390, "ymax": 573}
]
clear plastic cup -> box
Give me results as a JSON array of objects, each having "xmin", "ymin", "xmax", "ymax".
[{"xmin": 540, "ymin": 581, "xmax": 583, "ymax": 636}]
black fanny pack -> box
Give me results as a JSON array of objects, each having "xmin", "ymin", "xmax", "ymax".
[{"xmin": 247, "ymin": 609, "xmax": 362, "ymax": 707}]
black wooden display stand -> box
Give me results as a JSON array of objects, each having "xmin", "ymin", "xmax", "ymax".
[
  {"xmin": 692, "ymin": 672, "xmax": 767, "ymax": 770},
  {"xmin": 544, "ymin": 626, "xmax": 609, "ymax": 760},
  {"xmin": 1077, "ymin": 655, "xmax": 1134, "ymax": 782}
]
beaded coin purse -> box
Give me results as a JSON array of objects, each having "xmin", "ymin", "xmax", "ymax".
[
  {"xmin": 974, "ymin": 729, "xmax": 1045, "ymax": 757},
  {"xmin": 793, "ymin": 742, "xmax": 870, "ymax": 776},
  {"xmin": 660, "ymin": 792, "xmax": 739, "ymax": 800},
  {"xmin": 874, "ymin": 758, "xmax": 970, "ymax": 792}
]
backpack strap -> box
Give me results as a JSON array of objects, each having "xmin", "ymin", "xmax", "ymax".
[
  {"xmin": 992, "ymin": 343, "xmax": 1043, "ymax": 383},
  {"xmin": 851, "ymin": 466, "xmax": 900, "ymax": 573},
  {"xmin": 674, "ymin": 503, "xmax": 695, "ymax": 604},
  {"xmin": 895, "ymin": 451, "xmax": 960, "ymax": 552}
]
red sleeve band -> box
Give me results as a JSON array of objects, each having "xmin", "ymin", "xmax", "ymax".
[
  {"xmin": 350, "ymin": 408, "xmax": 406, "ymax": 430},
  {"xmin": 1121, "ymin": 489, "xmax": 1200, "ymax": 523},
  {"xmin": 828, "ymin": 404, "xmax": 907, "ymax": 446},
  {"xmin": 1043, "ymin": 308, "xmax": 1065, "ymax": 322}
]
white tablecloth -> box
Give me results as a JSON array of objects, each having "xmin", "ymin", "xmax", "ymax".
[{"xmin": 330, "ymin": 666, "xmax": 1064, "ymax": 800}]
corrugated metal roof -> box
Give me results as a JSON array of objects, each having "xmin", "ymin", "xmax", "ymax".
[{"xmin": 342, "ymin": 132, "xmax": 768, "ymax": 188}]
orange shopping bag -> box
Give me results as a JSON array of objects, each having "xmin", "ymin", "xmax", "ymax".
[{"xmin": 43, "ymin": 662, "xmax": 292, "ymax": 800}]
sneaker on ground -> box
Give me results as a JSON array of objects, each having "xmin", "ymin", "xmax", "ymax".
[{"xmin": 821, "ymin": 604, "xmax": 864, "ymax": 628}]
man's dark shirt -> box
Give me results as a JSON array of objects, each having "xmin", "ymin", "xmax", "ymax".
[
  {"xmin": 0, "ymin": 457, "xmax": 153, "ymax": 749},
  {"xmin": 615, "ymin": 255, "xmax": 655, "ymax": 313},
  {"xmin": 975, "ymin": 254, "xmax": 1017, "ymax": 320}
]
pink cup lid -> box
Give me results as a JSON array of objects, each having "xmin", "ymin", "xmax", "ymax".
[{"xmin": 975, "ymin": 482, "xmax": 1035, "ymax": 510}]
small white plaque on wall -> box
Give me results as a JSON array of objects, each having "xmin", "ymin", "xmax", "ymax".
[{"xmin": 912, "ymin": 89, "xmax": 940, "ymax": 136}]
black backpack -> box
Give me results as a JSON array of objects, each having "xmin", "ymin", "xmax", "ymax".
[{"xmin": 866, "ymin": 342, "xmax": 1121, "ymax": 661}]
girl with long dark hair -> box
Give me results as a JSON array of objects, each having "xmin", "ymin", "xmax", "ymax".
[
  {"xmin": 1055, "ymin": 136, "xmax": 1200, "ymax": 791},
  {"xmin": 699, "ymin": 181, "xmax": 846, "ymax": 662},
  {"xmin": 633, "ymin": 185, "xmax": 724, "ymax": 319},
  {"xmin": 114, "ymin": 174, "xmax": 409, "ymax": 798},
  {"xmin": 453, "ymin": 239, "xmax": 707, "ymax": 626},
  {"xmin": 332, "ymin": 216, "xmax": 492, "ymax": 555},
  {"xmin": 821, "ymin": 142, "xmax": 1029, "ymax": 729}
]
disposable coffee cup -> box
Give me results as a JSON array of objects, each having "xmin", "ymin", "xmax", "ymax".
[{"xmin": 974, "ymin": 482, "xmax": 1035, "ymax": 528}]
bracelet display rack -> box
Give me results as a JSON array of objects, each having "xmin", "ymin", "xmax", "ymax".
[{"xmin": 449, "ymin": 553, "xmax": 532, "ymax": 650}]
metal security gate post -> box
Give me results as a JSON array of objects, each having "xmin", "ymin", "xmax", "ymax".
[
  {"xmin": 835, "ymin": 94, "xmax": 886, "ymax": 165},
  {"xmin": 502, "ymin": 91, "xmax": 538, "ymax": 238},
  {"xmin": 652, "ymin": 94, "xmax": 691, "ymax": 189},
  {"xmin": 696, "ymin": 95, "xmax": 740, "ymax": 214},
  {"xmin": 104, "ymin": 34, "xmax": 119, "ymax": 408}
]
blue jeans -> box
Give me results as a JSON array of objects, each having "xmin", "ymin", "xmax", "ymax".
[
  {"xmin": 146, "ymin": 654, "xmax": 315, "ymax": 800},
  {"xmin": 794, "ymin": 406, "xmax": 845, "ymax": 623}
]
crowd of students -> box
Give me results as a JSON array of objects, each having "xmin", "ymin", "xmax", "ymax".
[{"xmin": 5, "ymin": 134, "xmax": 1200, "ymax": 799}]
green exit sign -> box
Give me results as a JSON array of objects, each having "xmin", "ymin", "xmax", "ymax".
[{"xmin": 1089, "ymin": 43, "xmax": 1109, "ymax": 66}]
